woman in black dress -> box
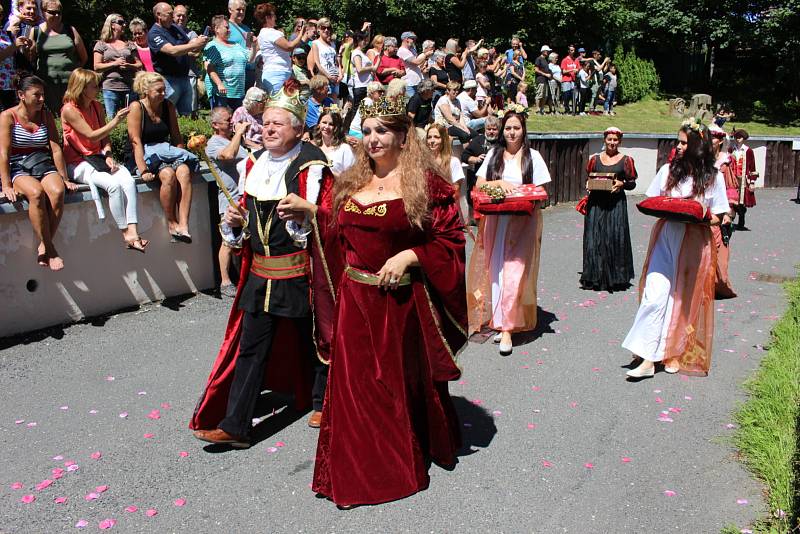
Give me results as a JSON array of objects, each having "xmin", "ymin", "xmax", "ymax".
[{"xmin": 580, "ymin": 127, "xmax": 636, "ymax": 291}]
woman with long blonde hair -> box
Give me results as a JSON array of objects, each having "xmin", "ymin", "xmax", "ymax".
[
  {"xmin": 425, "ymin": 122, "xmax": 467, "ymax": 219},
  {"xmin": 93, "ymin": 13, "xmax": 141, "ymax": 117},
  {"xmin": 307, "ymin": 100, "xmax": 468, "ymax": 507}
]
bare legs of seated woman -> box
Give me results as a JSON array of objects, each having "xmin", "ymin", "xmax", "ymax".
[{"xmin": 14, "ymin": 173, "xmax": 66, "ymax": 271}]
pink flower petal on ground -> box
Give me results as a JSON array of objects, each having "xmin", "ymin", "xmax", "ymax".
[
  {"xmin": 20, "ymin": 494, "xmax": 35, "ymax": 503},
  {"xmin": 11, "ymin": 482, "xmax": 24, "ymax": 490},
  {"xmin": 26, "ymin": 422, "xmax": 37, "ymax": 427},
  {"xmin": 98, "ymin": 519, "xmax": 117, "ymax": 529},
  {"xmin": 105, "ymin": 376, "xmax": 115, "ymax": 381},
  {"xmin": 53, "ymin": 455, "xmax": 64, "ymax": 461},
  {"xmin": 536, "ymin": 359, "xmax": 544, "ymax": 365},
  {"xmin": 725, "ymin": 423, "xmax": 737, "ymax": 429},
  {"xmin": 64, "ymin": 460, "xmax": 75, "ymax": 467},
  {"xmin": 621, "ymin": 457, "xmax": 632, "ymax": 463},
  {"xmin": 125, "ymin": 505, "xmax": 138, "ymax": 513},
  {"xmin": 663, "ymin": 490, "xmax": 677, "ymax": 497},
  {"xmin": 15, "ymin": 419, "xmax": 24, "ymax": 424},
  {"xmin": 96, "ymin": 485, "xmax": 109, "ymax": 493},
  {"xmin": 527, "ymin": 423, "xmax": 536, "ymax": 429},
  {"xmin": 91, "ymin": 452, "xmax": 102, "ymax": 460},
  {"xmin": 471, "ymin": 399, "xmax": 482, "ymax": 405},
  {"xmin": 592, "ymin": 367, "xmax": 601, "ymax": 372},
  {"xmin": 655, "ymin": 397, "xmax": 664, "ymax": 404},
  {"xmin": 60, "ymin": 406, "xmax": 69, "ymax": 410},
  {"xmin": 531, "ymin": 386, "xmax": 541, "ymax": 391},
  {"xmin": 66, "ymin": 464, "xmax": 79, "ymax": 472},
  {"xmin": 179, "ymin": 451, "xmax": 189, "ymax": 457},
  {"xmin": 492, "ymin": 410, "xmax": 502, "ymax": 416},
  {"xmin": 741, "ymin": 529, "xmax": 753, "ymax": 534},
  {"xmin": 658, "ymin": 416, "xmax": 674, "ymax": 423},
  {"xmin": 736, "ymin": 499, "xmax": 749, "ymax": 505},
  {"xmin": 160, "ymin": 403, "xmax": 171, "ymax": 409},
  {"xmin": 52, "ymin": 472, "xmax": 63, "ymax": 480},
  {"xmin": 54, "ymin": 496, "xmax": 67, "ymax": 504},
  {"xmin": 653, "ymin": 389, "xmax": 662, "ymax": 393},
  {"xmin": 84, "ymin": 492, "xmax": 100, "ymax": 501},
  {"xmin": 52, "ymin": 467, "xmax": 64, "ymax": 476},
  {"xmin": 267, "ymin": 447, "xmax": 278, "ymax": 453},
  {"xmin": 35, "ymin": 479, "xmax": 53, "ymax": 491},
  {"xmin": 173, "ymin": 498, "xmax": 186, "ymax": 507},
  {"xmin": 145, "ymin": 509, "xmax": 158, "ymax": 517},
  {"xmin": 147, "ymin": 409, "xmax": 161, "ymax": 420},
  {"xmin": 89, "ymin": 410, "xmax": 98, "ymax": 414},
  {"xmin": 75, "ymin": 520, "xmax": 89, "ymax": 528},
  {"xmin": 541, "ymin": 460, "xmax": 552, "ymax": 468},
  {"xmin": 143, "ymin": 433, "xmax": 155, "ymax": 439},
  {"xmin": 584, "ymin": 463, "xmax": 594, "ymax": 469},
  {"xmin": 118, "ymin": 412, "xmax": 128, "ymax": 418},
  {"xmin": 668, "ymin": 407, "xmax": 682, "ymax": 413},
  {"xmin": 275, "ymin": 441, "xmax": 286, "ymax": 448},
  {"xmin": 569, "ymin": 402, "xmax": 578, "ymax": 408}
]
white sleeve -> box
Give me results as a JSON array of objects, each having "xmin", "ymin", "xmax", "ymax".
[
  {"xmin": 646, "ymin": 164, "xmax": 669, "ymax": 197},
  {"xmin": 708, "ymin": 171, "xmax": 730, "ymax": 215},
  {"xmin": 305, "ymin": 164, "xmax": 323, "ymax": 205},
  {"xmin": 340, "ymin": 145, "xmax": 356, "ymax": 173},
  {"xmin": 530, "ymin": 149, "xmax": 552, "ymax": 186},
  {"xmin": 450, "ymin": 157, "xmax": 465, "ymax": 183},
  {"xmin": 476, "ymin": 149, "xmax": 493, "ymax": 179}
]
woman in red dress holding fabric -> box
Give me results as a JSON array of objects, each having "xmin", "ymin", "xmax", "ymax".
[{"xmin": 310, "ymin": 98, "xmax": 468, "ymax": 507}]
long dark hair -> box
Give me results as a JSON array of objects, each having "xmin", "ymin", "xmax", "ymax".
[
  {"xmin": 486, "ymin": 111, "xmax": 533, "ymax": 183},
  {"xmin": 667, "ymin": 123, "xmax": 716, "ymax": 197},
  {"xmin": 312, "ymin": 108, "xmax": 346, "ymax": 147}
]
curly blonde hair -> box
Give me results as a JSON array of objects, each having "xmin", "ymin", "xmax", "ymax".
[
  {"xmin": 334, "ymin": 114, "xmax": 438, "ymax": 228},
  {"xmin": 133, "ymin": 71, "xmax": 165, "ymax": 95}
]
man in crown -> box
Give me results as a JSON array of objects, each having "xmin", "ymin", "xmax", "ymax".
[{"xmin": 190, "ymin": 79, "xmax": 340, "ymax": 447}]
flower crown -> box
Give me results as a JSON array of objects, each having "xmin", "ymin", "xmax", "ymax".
[
  {"xmin": 496, "ymin": 102, "xmax": 529, "ymax": 118},
  {"xmin": 359, "ymin": 97, "xmax": 406, "ymax": 120},
  {"xmin": 681, "ymin": 117, "xmax": 704, "ymax": 137},
  {"xmin": 322, "ymin": 104, "xmax": 342, "ymax": 115}
]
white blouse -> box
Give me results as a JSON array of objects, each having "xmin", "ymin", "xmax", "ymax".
[
  {"xmin": 476, "ymin": 148, "xmax": 552, "ymax": 186},
  {"xmin": 647, "ymin": 163, "xmax": 729, "ymax": 215},
  {"xmin": 322, "ymin": 143, "xmax": 356, "ymax": 176}
]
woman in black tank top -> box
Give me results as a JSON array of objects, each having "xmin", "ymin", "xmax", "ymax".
[{"xmin": 127, "ymin": 72, "xmax": 194, "ymax": 242}]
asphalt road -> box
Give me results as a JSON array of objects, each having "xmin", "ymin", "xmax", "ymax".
[{"xmin": 1, "ymin": 188, "xmax": 797, "ymax": 533}]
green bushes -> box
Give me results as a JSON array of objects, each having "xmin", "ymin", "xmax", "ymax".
[
  {"xmin": 107, "ymin": 115, "xmax": 213, "ymax": 162},
  {"xmin": 614, "ymin": 45, "xmax": 660, "ymax": 104}
]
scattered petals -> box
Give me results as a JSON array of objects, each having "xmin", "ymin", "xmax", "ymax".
[
  {"xmin": 10, "ymin": 482, "xmax": 23, "ymax": 490},
  {"xmin": 35, "ymin": 479, "xmax": 53, "ymax": 491},
  {"xmin": 725, "ymin": 423, "xmax": 737, "ymax": 429},
  {"xmin": 147, "ymin": 409, "xmax": 161, "ymax": 420},
  {"xmin": 275, "ymin": 441, "xmax": 286, "ymax": 448},
  {"xmin": 105, "ymin": 376, "xmax": 115, "ymax": 381},
  {"xmin": 14, "ymin": 419, "xmax": 24, "ymax": 424},
  {"xmin": 89, "ymin": 410, "xmax": 99, "ymax": 414},
  {"xmin": 67, "ymin": 464, "xmax": 79, "ymax": 472},
  {"xmin": 663, "ymin": 490, "xmax": 677, "ymax": 497},
  {"xmin": 266, "ymin": 447, "xmax": 278, "ymax": 453},
  {"xmin": 96, "ymin": 485, "xmax": 109, "ymax": 493},
  {"xmin": 173, "ymin": 498, "xmax": 186, "ymax": 507},
  {"xmin": 584, "ymin": 462, "xmax": 594, "ymax": 469},
  {"xmin": 655, "ymin": 397, "xmax": 664, "ymax": 404},
  {"xmin": 75, "ymin": 520, "xmax": 89, "ymax": 528},
  {"xmin": 125, "ymin": 505, "xmax": 138, "ymax": 513},
  {"xmin": 179, "ymin": 451, "xmax": 189, "ymax": 457},
  {"xmin": 492, "ymin": 410, "xmax": 502, "ymax": 416},
  {"xmin": 621, "ymin": 457, "xmax": 632, "ymax": 463},
  {"xmin": 98, "ymin": 519, "xmax": 117, "ymax": 530},
  {"xmin": 143, "ymin": 433, "xmax": 155, "ymax": 439},
  {"xmin": 527, "ymin": 423, "xmax": 536, "ymax": 429},
  {"xmin": 26, "ymin": 422, "xmax": 37, "ymax": 427},
  {"xmin": 54, "ymin": 496, "xmax": 67, "ymax": 504},
  {"xmin": 145, "ymin": 509, "xmax": 158, "ymax": 517},
  {"xmin": 736, "ymin": 499, "xmax": 749, "ymax": 505},
  {"xmin": 84, "ymin": 492, "xmax": 100, "ymax": 501},
  {"xmin": 118, "ymin": 412, "xmax": 128, "ymax": 419},
  {"xmin": 541, "ymin": 460, "xmax": 552, "ymax": 468},
  {"xmin": 137, "ymin": 391, "xmax": 147, "ymax": 395},
  {"xmin": 160, "ymin": 402, "xmax": 171, "ymax": 409},
  {"xmin": 90, "ymin": 451, "xmax": 102, "ymax": 460},
  {"xmin": 20, "ymin": 494, "xmax": 35, "ymax": 504},
  {"xmin": 60, "ymin": 406, "xmax": 69, "ymax": 410}
]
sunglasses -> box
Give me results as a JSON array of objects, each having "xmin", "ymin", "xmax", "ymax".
[
  {"xmin": 319, "ymin": 26, "xmax": 331, "ymax": 31},
  {"xmin": 114, "ymin": 19, "xmax": 125, "ymax": 25},
  {"xmin": 45, "ymin": 9, "xmax": 61, "ymax": 15},
  {"xmin": 132, "ymin": 31, "xmax": 145, "ymax": 36}
]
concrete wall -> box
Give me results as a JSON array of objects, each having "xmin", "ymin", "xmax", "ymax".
[{"xmin": 0, "ymin": 181, "xmax": 215, "ymax": 338}]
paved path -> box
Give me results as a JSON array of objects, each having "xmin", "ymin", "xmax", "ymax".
[{"xmin": 1, "ymin": 189, "xmax": 797, "ymax": 533}]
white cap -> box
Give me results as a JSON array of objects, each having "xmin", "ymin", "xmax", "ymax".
[
  {"xmin": 541, "ymin": 45, "xmax": 552, "ymax": 52},
  {"xmin": 463, "ymin": 80, "xmax": 478, "ymax": 89}
]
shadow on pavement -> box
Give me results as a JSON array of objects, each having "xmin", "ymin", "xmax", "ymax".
[{"xmin": 452, "ymin": 396, "xmax": 497, "ymax": 458}]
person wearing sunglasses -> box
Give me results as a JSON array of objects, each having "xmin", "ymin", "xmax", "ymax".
[
  {"xmin": 94, "ymin": 14, "xmax": 141, "ymax": 117},
  {"xmin": 307, "ymin": 17, "xmax": 340, "ymax": 103},
  {"xmin": 25, "ymin": 0, "xmax": 88, "ymax": 114},
  {"xmin": 129, "ymin": 18, "xmax": 154, "ymax": 73}
]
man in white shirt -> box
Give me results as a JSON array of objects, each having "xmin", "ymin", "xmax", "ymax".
[
  {"xmin": 397, "ymin": 31, "xmax": 431, "ymax": 98},
  {"xmin": 457, "ymin": 79, "xmax": 490, "ymax": 131}
]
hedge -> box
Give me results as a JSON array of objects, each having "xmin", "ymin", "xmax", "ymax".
[
  {"xmin": 107, "ymin": 116, "xmax": 214, "ymax": 162},
  {"xmin": 613, "ymin": 45, "xmax": 660, "ymax": 104}
]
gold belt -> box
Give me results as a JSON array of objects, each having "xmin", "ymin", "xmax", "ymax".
[
  {"xmin": 251, "ymin": 251, "xmax": 310, "ymax": 280},
  {"xmin": 345, "ymin": 266, "xmax": 412, "ymax": 286}
]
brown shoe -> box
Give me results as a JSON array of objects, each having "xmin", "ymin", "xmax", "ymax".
[
  {"xmin": 192, "ymin": 428, "xmax": 251, "ymax": 448},
  {"xmin": 307, "ymin": 411, "xmax": 322, "ymax": 428}
]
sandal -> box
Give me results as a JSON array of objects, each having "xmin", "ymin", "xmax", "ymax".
[
  {"xmin": 125, "ymin": 237, "xmax": 149, "ymax": 253},
  {"xmin": 37, "ymin": 253, "xmax": 48, "ymax": 267}
]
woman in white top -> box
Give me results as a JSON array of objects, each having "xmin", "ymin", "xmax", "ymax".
[
  {"xmin": 347, "ymin": 81, "xmax": 383, "ymax": 138},
  {"xmin": 344, "ymin": 30, "xmax": 377, "ymax": 130},
  {"xmin": 308, "ymin": 17, "xmax": 340, "ymax": 100},
  {"xmin": 313, "ymin": 107, "xmax": 355, "ymax": 178},
  {"xmin": 433, "ymin": 80, "xmax": 471, "ymax": 144},
  {"xmin": 466, "ymin": 110, "xmax": 551, "ymax": 355},
  {"xmin": 425, "ymin": 122, "xmax": 466, "ymax": 220},
  {"xmin": 624, "ymin": 122, "xmax": 730, "ymax": 379},
  {"xmin": 253, "ymin": 2, "xmax": 305, "ymax": 94}
]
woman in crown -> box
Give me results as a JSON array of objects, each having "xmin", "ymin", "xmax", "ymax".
[
  {"xmin": 310, "ymin": 96, "xmax": 468, "ymax": 507},
  {"xmin": 623, "ymin": 121, "xmax": 730, "ymax": 379},
  {"xmin": 580, "ymin": 126, "xmax": 637, "ymax": 292},
  {"xmin": 466, "ymin": 109, "xmax": 552, "ymax": 356}
]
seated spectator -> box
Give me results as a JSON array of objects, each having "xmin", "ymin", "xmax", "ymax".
[
  {"xmin": 460, "ymin": 113, "xmax": 500, "ymax": 217},
  {"xmin": 458, "ymin": 79, "xmax": 491, "ymax": 131},
  {"xmin": 344, "ymin": 30, "xmax": 377, "ymax": 130},
  {"xmin": 94, "ymin": 13, "xmax": 141, "ymax": 117},
  {"xmin": 61, "ymin": 68, "xmax": 144, "ymax": 251},
  {"xmin": 0, "ymin": 2, "xmax": 33, "ymax": 111},
  {"xmin": 231, "ymin": 86, "xmax": 266, "ymax": 150},
  {"xmin": 27, "ymin": 0, "xmax": 88, "ymax": 114},
  {"xmin": 255, "ymin": 2, "xmax": 305, "ymax": 95},
  {"xmin": 129, "ymin": 18, "xmax": 154, "ymax": 72},
  {"xmin": 386, "ymin": 78, "xmax": 407, "ymax": 103},
  {"xmin": 204, "ymin": 14, "xmax": 252, "ymax": 110},
  {"xmin": 291, "ymin": 47, "xmax": 312, "ymax": 101},
  {"xmin": 305, "ymin": 74, "xmax": 334, "ymax": 130},
  {"xmin": 206, "ymin": 106, "xmax": 248, "ymax": 297},
  {"xmin": 308, "ymin": 17, "xmax": 340, "ymax": 100},
  {"xmin": 433, "ymin": 80, "xmax": 472, "ymax": 143},
  {"xmin": 516, "ymin": 81, "xmax": 529, "ymax": 108},
  {"xmin": 126, "ymin": 71, "xmax": 199, "ymax": 243},
  {"xmin": 367, "ymin": 33, "xmax": 384, "ymax": 64},
  {"xmin": 425, "ymin": 122, "xmax": 467, "ymax": 220},
  {"xmin": 406, "ymin": 79, "xmax": 434, "ymax": 129},
  {"xmin": 147, "ymin": 2, "xmax": 208, "ymax": 116},
  {"xmin": 375, "ymin": 36, "xmax": 404, "ymax": 85},
  {"xmin": 312, "ymin": 108, "xmax": 354, "ymax": 178},
  {"xmin": 347, "ymin": 80, "xmax": 383, "ymax": 138},
  {"xmin": 547, "ymin": 52, "xmax": 562, "ymax": 114},
  {"xmin": 0, "ymin": 74, "xmax": 76, "ymax": 270}
]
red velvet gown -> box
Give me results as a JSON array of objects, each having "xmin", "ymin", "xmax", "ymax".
[{"xmin": 312, "ymin": 174, "xmax": 468, "ymax": 506}]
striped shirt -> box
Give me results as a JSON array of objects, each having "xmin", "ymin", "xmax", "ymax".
[
  {"xmin": 203, "ymin": 40, "xmax": 249, "ymax": 99},
  {"xmin": 9, "ymin": 111, "xmax": 50, "ymax": 165}
]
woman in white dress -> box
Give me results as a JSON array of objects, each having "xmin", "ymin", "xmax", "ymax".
[
  {"xmin": 624, "ymin": 122, "xmax": 730, "ymax": 378},
  {"xmin": 424, "ymin": 122, "xmax": 466, "ymax": 220},
  {"xmin": 308, "ymin": 17, "xmax": 340, "ymax": 101},
  {"xmin": 466, "ymin": 110, "xmax": 551, "ymax": 355},
  {"xmin": 313, "ymin": 107, "xmax": 355, "ymax": 179}
]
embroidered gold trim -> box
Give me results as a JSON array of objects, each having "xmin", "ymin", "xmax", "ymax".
[
  {"xmin": 345, "ymin": 266, "xmax": 412, "ymax": 286},
  {"xmin": 343, "ymin": 198, "xmax": 387, "ymax": 216},
  {"xmin": 421, "ymin": 277, "xmax": 459, "ymax": 365},
  {"xmin": 251, "ymin": 251, "xmax": 310, "ymax": 279},
  {"xmin": 311, "ymin": 215, "xmax": 335, "ymax": 366}
]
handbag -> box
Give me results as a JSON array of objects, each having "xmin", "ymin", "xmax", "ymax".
[
  {"xmin": 636, "ymin": 196, "xmax": 710, "ymax": 224},
  {"xmin": 83, "ymin": 154, "xmax": 111, "ymax": 173},
  {"xmin": 18, "ymin": 151, "xmax": 57, "ymax": 177},
  {"xmin": 575, "ymin": 195, "xmax": 589, "ymax": 215}
]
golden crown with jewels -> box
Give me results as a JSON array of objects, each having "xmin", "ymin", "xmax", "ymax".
[
  {"xmin": 267, "ymin": 83, "xmax": 307, "ymax": 123},
  {"xmin": 359, "ymin": 97, "xmax": 406, "ymax": 120}
]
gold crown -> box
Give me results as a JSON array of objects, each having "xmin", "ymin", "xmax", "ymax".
[
  {"xmin": 359, "ymin": 97, "xmax": 406, "ymax": 120},
  {"xmin": 267, "ymin": 85, "xmax": 307, "ymax": 123}
]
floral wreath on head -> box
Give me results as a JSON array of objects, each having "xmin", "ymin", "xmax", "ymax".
[
  {"xmin": 322, "ymin": 104, "xmax": 342, "ymax": 115},
  {"xmin": 496, "ymin": 102, "xmax": 529, "ymax": 119},
  {"xmin": 681, "ymin": 116, "xmax": 705, "ymax": 138}
]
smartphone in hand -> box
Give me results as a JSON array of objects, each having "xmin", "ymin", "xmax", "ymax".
[{"xmin": 202, "ymin": 26, "xmax": 211, "ymax": 37}]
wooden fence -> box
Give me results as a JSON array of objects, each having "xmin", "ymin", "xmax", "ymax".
[
  {"xmin": 765, "ymin": 141, "xmax": 800, "ymax": 189},
  {"xmin": 529, "ymin": 138, "xmax": 590, "ymax": 206}
]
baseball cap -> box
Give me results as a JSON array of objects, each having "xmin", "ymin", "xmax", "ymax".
[
  {"xmin": 541, "ymin": 45, "xmax": 552, "ymax": 52},
  {"xmin": 578, "ymin": 47, "xmax": 586, "ymax": 53},
  {"xmin": 292, "ymin": 48, "xmax": 307, "ymax": 56},
  {"xmin": 401, "ymin": 31, "xmax": 417, "ymax": 40},
  {"xmin": 463, "ymin": 80, "xmax": 478, "ymax": 89}
]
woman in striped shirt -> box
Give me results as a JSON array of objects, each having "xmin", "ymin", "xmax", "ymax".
[{"xmin": 0, "ymin": 74, "xmax": 75, "ymax": 271}]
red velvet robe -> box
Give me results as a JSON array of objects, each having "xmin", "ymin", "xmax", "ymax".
[
  {"xmin": 312, "ymin": 173, "xmax": 468, "ymax": 506},
  {"xmin": 189, "ymin": 161, "xmax": 340, "ymax": 431},
  {"xmin": 729, "ymin": 145, "xmax": 756, "ymax": 208}
]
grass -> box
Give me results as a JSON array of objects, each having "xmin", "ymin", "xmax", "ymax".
[
  {"xmin": 728, "ymin": 273, "xmax": 800, "ymax": 533},
  {"xmin": 526, "ymin": 97, "xmax": 800, "ymax": 137}
]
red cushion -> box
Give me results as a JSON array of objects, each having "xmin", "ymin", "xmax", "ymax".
[
  {"xmin": 472, "ymin": 184, "xmax": 548, "ymax": 216},
  {"xmin": 636, "ymin": 196, "xmax": 710, "ymax": 223}
]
